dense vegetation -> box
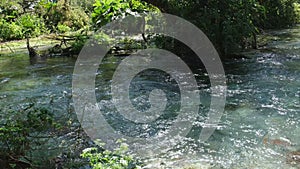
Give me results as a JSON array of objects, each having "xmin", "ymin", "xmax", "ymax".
[
  {"xmin": 81, "ymin": 140, "xmax": 142, "ymax": 169},
  {"xmin": 1, "ymin": 0, "xmax": 300, "ymax": 168},
  {"xmin": 1, "ymin": 0, "xmax": 300, "ymax": 56},
  {"xmin": 141, "ymin": 0, "xmax": 300, "ymax": 56},
  {"xmin": 0, "ymin": 104, "xmax": 59, "ymax": 168}
]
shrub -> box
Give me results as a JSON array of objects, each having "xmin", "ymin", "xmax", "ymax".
[
  {"xmin": 81, "ymin": 140, "xmax": 141, "ymax": 169},
  {"xmin": 62, "ymin": 7, "xmax": 90, "ymax": 30},
  {"xmin": 261, "ymin": 0, "xmax": 300, "ymax": 28},
  {"xmin": 0, "ymin": 0, "xmax": 22, "ymax": 22},
  {"xmin": 70, "ymin": 34, "xmax": 88, "ymax": 54},
  {"xmin": 16, "ymin": 13, "xmax": 47, "ymax": 37},
  {"xmin": 0, "ymin": 13, "xmax": 48, "ymax": 41},
  {"xmin": 295, "ymin": 2, "xmax": 300, "ymax": 23},
  {"xmin": 57, "ymin": 23, "xmax": 71, "ymax": 33},
  {"xmin": 37, "ymin": 0, "xmax": 90, "ymax": 32},
  {"xmin": 0, "ymin": 103, "xmax": 59, "ymax": 168},
  {"xmin": 0, "ymin": 19, "xmax": 23, "ymax": 41},
  {"xmin": 92, "ymin": 0, "xmax": 157, "ymax": 28}
]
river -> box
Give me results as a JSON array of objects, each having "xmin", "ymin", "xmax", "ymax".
[{"xmin": 0, "ymin": 26, "xmax": 300, "ymax": 168}]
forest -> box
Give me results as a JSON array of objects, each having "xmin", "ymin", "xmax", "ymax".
[
  {"xmin": 1, "ymin": 0, "xmax": 300, "ymax": 56},
  {"xmin": 1, "ymin": 0, "xmax": 300, "ymax": 168}
]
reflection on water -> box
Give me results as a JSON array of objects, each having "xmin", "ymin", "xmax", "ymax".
[{"xmin": 1, "ymin": 26, "xmax": 300, "ymax": 168}]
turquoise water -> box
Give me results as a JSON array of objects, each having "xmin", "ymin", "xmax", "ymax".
[{"xmin": 1, "ymin": 26, "xmax": 300, "ymax": 168}]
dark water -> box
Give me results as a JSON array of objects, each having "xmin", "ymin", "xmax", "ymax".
[{"xmin": 1, "ymin": 26, "xmax": 300, "ymax": 168}]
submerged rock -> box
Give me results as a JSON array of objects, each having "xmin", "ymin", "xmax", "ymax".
[
  {"xmin": 0, "ymin": 78, "xmax": 10, "ymax": 84},
  {"xmin": 287, "ymin": 151, "xmax": 300, "ymax": 164},
  {"xmin": 263, "ymin": 136, "xmax": 292, "ymax": 147}
]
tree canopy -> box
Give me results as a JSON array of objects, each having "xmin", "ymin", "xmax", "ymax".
[{"xmin": 1, "ymin": 0, "xmax": 300, "ymax": 55}]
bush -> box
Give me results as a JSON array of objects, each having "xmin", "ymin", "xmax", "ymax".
[
  {"xmin": 16, "ymin": 13, "xmax": 47, "ymax": 37},
  {"xmin": 92, "ymin": 0, "xmax": 157, "ymax": 28},
  {"xmin": 37, "ymin": 0, "xmax": 90, "ymax": 32},
  {"xmin": 70, "ymin": 34, "xmax": 89, "ymax": 54},
  {"xmin": 81, "ymin": 140, "xmax": 141, "ymax": 169},
  {"xmin": 62, "ymin": 7, "xmax": 90, "ymax": 30},
  {"xmin": 261, "ymin": 0, "xmax": 300, "ymax": 28},
  {"xmin": 295, "ymin": 3, "xmax": 300, "ymax": 23},
  {"xmin": 0, "ymin": 19, "xmax": 23, "ymax": 41},
  {"xmin": 0, "ymin": 14, "xmax": 47, "ymax": 41},
  {"xmin": 57, "ymin": 23, "xmax": 71, "ymax": 33},
  {"xmin": 0, "ymin": 13, "xmax": 48, "ymax": 41},
  {"xmin": 0, "ymin": 103, "xmax": 59, "ymax": 168},
  {"xmin": 0, "ymin": 0, "xmax": 22, "ymax": 22}
]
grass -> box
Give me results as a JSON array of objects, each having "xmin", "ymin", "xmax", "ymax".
[{"xmin": 0, "ymin": 35, "xmax": 61, "ymax": 55}]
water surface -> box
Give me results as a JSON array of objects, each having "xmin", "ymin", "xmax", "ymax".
[{"xmin": 0, "ymin": 26, "xmax": 300, "ymax": 168}]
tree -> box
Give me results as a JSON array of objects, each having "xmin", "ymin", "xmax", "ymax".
[{"xmin": 140, "ymin": 0, "xmax": 299, "ymax": 57}]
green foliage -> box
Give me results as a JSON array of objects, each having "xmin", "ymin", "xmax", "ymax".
[
  {"xmin": 146, "ymin": 0, "xmax": 263, "ymax": 55},
  {"xmin": 0, "ymin": 0, "xmax": 91, "ymax": 40},
  {"xmin": 16, "ymin": 13, "xmax": 47, "ymax": 37},
  {"xmin": 81, "ymin": 140, "xmax": 141, "ymax": 169},
  {"xmin": 65, "ymin": 7, "xmax": 90, "ymax": 30},
  {"xmin": 295, "ymin": 3, "xmax": 300, "ymax": 23},
  {"xmin": 0, "ymin": 0, "xmax": 47, "ymax": 41},
  {"xmin": 57, "ymin": 23, "xmax": 71, "ymax": 33},
  {"xmin": 70, "ymin": 0, "xmax": 95, "ymax": 15},
  {"xmin": 144, "ymin": 0, "xmax": 300, "ymax": 56},
  {"xmin": 35, "ymin": 0, "xmax": 61, "ymax": 31},
  {"xmin": 92, "ymin": 0, "xmax": 157, "ymax": 28},
  {"xmin": 0, "ymin": 13, "xmax": 47, "ymax": 41},
  {"xmin": 37, "ymin": 0, "xmax": 90, "ymax": 32},
  {"xmin": 70, "ymin": 31, "xmax": 115, "ymax": 54},
  {"xmin": 0, "ymin": 103, "xmax": 59, "ymax": 168},
  {"xmin": 0, "ymin": 0, "xmax": 300, "ymax": 55},
  {"xmin": 260, "ymin": 0, "xmax": 300, "ymax": 28},
  {"xmin": 0, "ymin": 0, "xmax": 23, "ymax": 22},
  {"xmin": 70, "ymin": 34, "xmax": 89, "ymax": 54},
  {"xmin": 0, "ymin": 19, "xmax": 23, "ymax": 41},
  {"xmin": 0, "ymin": 14, "xmax": 47, "ymax": 41},
  {"xmin": 71, "ymin": 38, "xmax": 87, "ymax": 54}
]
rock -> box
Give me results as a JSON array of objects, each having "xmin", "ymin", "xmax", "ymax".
[
  {"xmin": 263, "ymin": 136, "xmax": 292, "ymax": 147},
  {"xmin": 287, "ymin": 151, "xmax": 300, "ymax": 164},
  {"xmin": 0, "ymin": 78, "xmax": 10, "ymax": 84}
]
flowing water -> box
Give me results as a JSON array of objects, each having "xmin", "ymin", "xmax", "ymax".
[{"xmin": 0, "ymin": 26, "xmax": 300, "ymax": 168}]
